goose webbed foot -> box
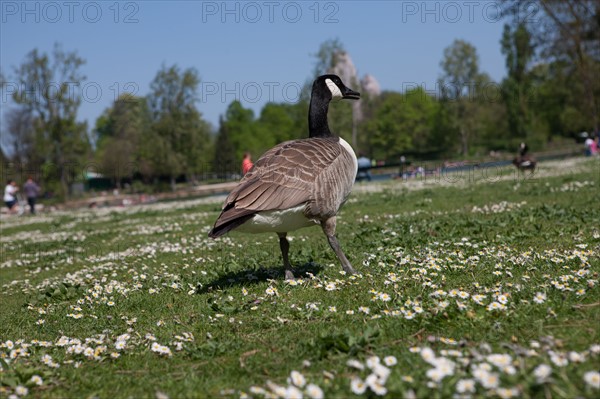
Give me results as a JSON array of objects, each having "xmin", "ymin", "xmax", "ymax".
[{"xmin": 284, "ymin": 269, "xmax": 295, "ymax": 280}]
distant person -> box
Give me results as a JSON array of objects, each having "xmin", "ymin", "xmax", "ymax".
[
  {"xmin": 584, "ymin": 136, "xmax": 595, "ymax": 156},
  {"xmin": 242, "ymin": 152, "xmax": 254, "ymax": 175},
  {"xmin": 356, "ymin": 153, "xmax": 372, "ymax": 182},
  {"xmin": 3, "ymin": 180, "xmax": 19, "ymax": 215},
  {"xmin": 23, "ymin": 177, "xmax": 41, "ymax": 214},
  {"xmin": 591, "ymin": 136, "xmax": 598, "ymax": 156},
  {"xmin": 398, "ymin": 155, "xmax": 407, "ymax": 179}
]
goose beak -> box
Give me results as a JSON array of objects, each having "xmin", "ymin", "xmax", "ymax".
[{"xmin": 342, "ymin": 87, "xmax": 361, "ymax": 100}]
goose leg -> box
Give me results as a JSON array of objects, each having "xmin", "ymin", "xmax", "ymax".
[
  {"xmin": 278, "ymin": 232, "xmax": 294, "ymax": 280},
  {"xmin": 321, "ymin": 217, "xmax": 356, "ymax": 275}
]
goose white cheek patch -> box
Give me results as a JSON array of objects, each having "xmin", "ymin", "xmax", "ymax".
[{"xmin": 325, "ymin": 78, "xmax": 343, "ymax": 100}]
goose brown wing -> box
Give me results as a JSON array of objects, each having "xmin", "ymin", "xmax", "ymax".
[{"xmin": 209, "ymin": 137, "xmax": 342, "ymax": 236}]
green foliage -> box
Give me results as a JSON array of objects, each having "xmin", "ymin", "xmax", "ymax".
[
  {"xmin": 307, "ymin": 327, "xmax": 380, "ymax": 359},
  {"xmin": 223, "ymin": 100, "xmax": 259, "ymax": 161},
  {"xmin": 29, "ymin": 282, "xmax": 85, "ymax": 306},
  {"xmin": 529, "ymin": 60, "xmax": 598, "ymax": 138},
  {"xmin": 94, "ymin": 94, "xmax": 151, "ymax": 185},
  {"xmin": 501, "ymin": 23, "xmax": 535, "ymax": 142},
  {"xmin": 312, "ymin": 38, "xmax": 346, "ymax": 78},
  {"xmin": 503, "ymin": 0, "xmax": 600, "ymax": 135},
  {"xmin": 439, "ymin": 40, "xmax": 491, "ymax": 156},
  {"xmin": 365, "ymin": 89, "xmax": 438, "ymax": 160},
  {"xmin": 146, "ymin": 64, "xmax": 212, "ymax": 186},
  {"xmin": 440, "ymin": 39, "xmax": 480, "ymax": 89},
  {"xmin": 257, "ymin": 102, "xmax": 304, "ymax": 144},
  {"xmin": 185, "ymin": 339, "xmax": 240, "ymax": 361},
  {"xmin": 214, "ymin": 100, "xmax": 310, "ymax": 172},
  {"xmin": 3, "ymin": 107, "xmax": 35, "ymax": 165},
  {"xmin": 213, "ymin": 116, "xmax": 237, "ymax": 177},
  {"xmin": 6, "ymin": 44, "xmax": 91, "ymax": 199}
]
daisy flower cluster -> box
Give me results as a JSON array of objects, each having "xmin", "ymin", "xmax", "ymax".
[
  {"xmin": 471, "ymin": 201, "xmax": 527, "ymax": 214},
  {"xmin": 235, "ymin": 355, "xmax": 399, "ymax": 399},
  {"xmin": 245, "ymin": 370, "xmax": 324, "ymax": 399},
  {"xmin": 406, "ymin": 337, "xmax": 600, "ymax": 397},
  {"xmin": 550, "ymin": 180, "xmax": 595, "ymax": 193},
  {"xmin": 347, "ymin": 355, "xmax": 398, "ymax": 396},
  {"xmin": 0, "ymin": 328, "xmax": 194, "ymax": 397},
  {"xmin": 350, "ymin": 238, "xmax": 598, "ymax": 322},
  {"xmin": 150, "ymin": 342, "xmax": 172, "ymax": 357},
  {"xmin": 225, "ymin": 339, "xmax": 600, "ymax": 398}
]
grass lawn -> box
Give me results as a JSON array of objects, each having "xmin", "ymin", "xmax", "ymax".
[{"xmin": 1, "ymin": 156, "xmax": 599, "ymax": 398}]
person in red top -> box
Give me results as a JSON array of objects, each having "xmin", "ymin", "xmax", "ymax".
[{"xmin": 242, "ymin": 152, "xmax": 253, "ymax": 175}]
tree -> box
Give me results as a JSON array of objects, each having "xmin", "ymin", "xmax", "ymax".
[
  {"xmin": 94, "ymin": 94, "xmax": 150, "ymax": 187},
  {"xmin": 439, "ymin": 40, "xmax": 487, "ymax": 155},
  {"xmin": 365, "ymin": 88, "xmax": 438, "ymax": 161},
  {"xmin": 257, "ymin": 102, "xmax": 300, "ymax": 144},
  {"xmin": 147, "ymin": 64, "xmax": 212, "ymax": 189},
  {"xmin": 312, "ymin": 38, "xmax": 346, "ymax": 78},
  {"xmin": 213, "ymin": 116, "xmax": 237, "ymax": 179},
  {"xmin": 2, "ymin": 106, "xmax": 35, "ymax": 165},
  {"xmin": 5, "ymin": 44, "xmax": 90, "ymax": 198},
  {"xmin": 501, "ymin": 22, "xmax": 535, "ymax": 140},
  {"xmin": 221, "ymin": 100, "xmax": 261, "ymax": 161},
  {"xmin": 529, "ymin": 61, "xmax": 592, "ymax": 138},
  {"xmin": 536, "ymin": 0, "xmax": 599, "ymax": 135},
  {"xmin": 502, "ymin": 0, "xmax": 600, "ymax": 135},
  {"xmin": 0, "ymin": 146, "xmax": 8, "ymax": 166}
]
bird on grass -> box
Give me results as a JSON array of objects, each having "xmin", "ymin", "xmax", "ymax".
[
  {"xmin": 512, "ymin": 142, "xmax": 537, "ymax": 173},
  {"xmin": 208, "ymin": 75, "xmax": 361, "ymax": 279}
]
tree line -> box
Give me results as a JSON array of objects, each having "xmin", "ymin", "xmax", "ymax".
[{"xmin": 1, "ymin": 0, "xmax": 598, "ymax": 200}]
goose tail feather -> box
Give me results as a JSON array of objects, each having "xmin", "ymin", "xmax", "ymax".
[{"xmin": 208, "ymin": 213, "xmax": 255, "ymax": 238}]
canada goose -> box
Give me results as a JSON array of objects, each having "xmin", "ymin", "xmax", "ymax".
[
  {"xmin": 512, "ymin": 142, "xmax": 536, "ymax": 172},
  {"xmin": 208, "ymin": 74, "xmax": 360, "ymax": 279}
]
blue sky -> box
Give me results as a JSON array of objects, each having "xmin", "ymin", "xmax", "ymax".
[{"xmin": 2, "ymin": 1, "xmax": 509, "ymax": 131}]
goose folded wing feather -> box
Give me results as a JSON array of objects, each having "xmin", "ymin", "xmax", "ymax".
[{"xmin": 222, "ymin": 138, "xmax": 344, "ymax": 215}]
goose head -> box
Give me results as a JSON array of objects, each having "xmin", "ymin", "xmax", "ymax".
[
  {"xmin": 519, "ymin": 142, "xmax": 528, "ymax": 156},
  {"xmin": 309, "ymin": 74, "xmax": 360, "ymax": 137},
  {"xmin": 313, "ymin": 74, "xmax": 361, "ymax": 102}
]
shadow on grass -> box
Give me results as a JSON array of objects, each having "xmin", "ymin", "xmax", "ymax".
[{"xmin": 196, "ymin": 262, "xmax": 324, "ymax": 294}]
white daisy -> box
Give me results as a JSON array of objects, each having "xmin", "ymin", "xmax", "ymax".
[
  {"xmin": 285, "ymin": 385, "xmax": 303, "ymax": 399},
  {"xmin": 304, "ymin": 384, "xmax": 323, "ymax": 399},
  {"xmin": 383, "ymin": 355, "xmax": 397, "ymax": 366},
  {"xmin": 533, "ymin": 292, "xmax": 546, "ymax": 304},
  {"xmin": 533, "ymin": 364, "xmax": 551, "ymax": 383},
  {"xmin": 30, "ymin": 375, "xmax": 43, "ymax": 386},
  {"xmin": 366, "ymin": 356, "xmax": 380, "ymax": 369},
  {"xmin": 346, "ymin": 359, "xmax": 364, "ymax": 370},
  {"xmin": 455, "ymin": 379, "xmax": 475, "ymax": 393},
  {"xmin": 289, "ymin": 370, "xmax": 306, "ymax": 388},
  {"xmin": 350, "ymin": 377, "xmax": 367, "ymax": 395},
  {"xmin": 365, "ymin": 374, "xmax": 387, "ymax": 396},
  {"xmin": 584, "ymin": 371, "xmax": 600, "ymax": 389}
]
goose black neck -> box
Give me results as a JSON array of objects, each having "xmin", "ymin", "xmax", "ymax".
[{"xmin": 308, "ymin": 95, "xmax": 332, "ymax": 138}]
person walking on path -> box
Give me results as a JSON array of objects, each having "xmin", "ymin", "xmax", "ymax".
[
  {"xmin": 23, "ymin": 177, "xmax": 41, "ymax": 215},
  {"xmin": 242, "ymin": 152, "xmax": 254, "ymax": 175},
  {"xmin": 4, "ymin": 180, "xmax": 19, "ymax": 215}
]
